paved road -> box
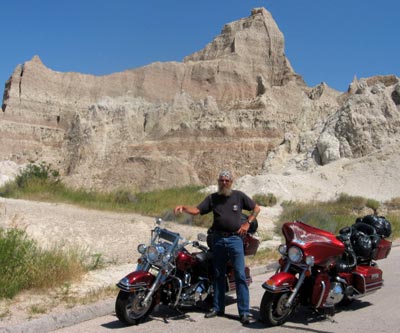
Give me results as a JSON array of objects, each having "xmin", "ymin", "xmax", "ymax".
[{"xmin": 52, "ymin": 246, "xmax": 400, "ymax": 333}]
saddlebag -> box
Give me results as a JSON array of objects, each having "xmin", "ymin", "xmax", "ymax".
[
  {"xmin": 371, "ymin": 238, "xmax": 392, "ymax": 260},
  {"xmin": 353, "ymin": 266, "xmax": 383, "ymax": 294},
  {"xmin": 243, "ymin": 234, "xmax": 260, "ymax": 256}
]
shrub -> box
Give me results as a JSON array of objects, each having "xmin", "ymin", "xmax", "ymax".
[
  {"xmin": 366, "ymin": 199, "xmax": 380, "ymax": 214},
  {"xmin": 113, "ymin": 190, "xmax": 137, "ymax": 205},
  {"xmin": 252, "ymin": 193, "xmax": 277, "ymax": 207},
  {"xmin": 277, "ymin": 197, "xmax": 364, "ymax": 234},
  {"xmin": 15, "ymin": 161, "xmax": 60, "ymax": 188},
  {"xmin": 384, "ymin": 197, "xmax": 400, "ymax": 210},
  {"xmin": 0, "ymin": 227, "xmax": 86, "ymax": 299}
]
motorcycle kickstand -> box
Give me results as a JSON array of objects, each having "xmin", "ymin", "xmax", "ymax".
[
  {"xmin": 314, "ymin": 307, "xmax": 337, "ymax": 323},
  {"xmin": 163, "ymin": 307, "xmax": 196, "ymax": 323}
]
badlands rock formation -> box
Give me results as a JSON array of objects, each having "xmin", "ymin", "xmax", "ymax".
[{"xmin": 1, "ymin": 7, "xmax": 399, "ymax": 196}]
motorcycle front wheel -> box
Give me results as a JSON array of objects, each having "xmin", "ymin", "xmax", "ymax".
[
  {"xmin": 115, "ymin": 290, "xmax": 155, "ymax": 326},
  {"xmin": 260, "ymin": 291, "xmax": 295, "ymax": 326}
]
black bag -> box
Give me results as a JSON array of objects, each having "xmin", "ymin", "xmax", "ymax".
[
  {"xmin": 356, "ymin": 215, "xmax": 392, "ymax": 238},
  {"xmin": 241, "ymin": 213, "xmax": 258, "ymax": 234},
  {"xmin": 352, "ymin": 232, "xmax": 373, "ymax": 259},
  {"xmin": 351, "ymin": 222, "xmax": 381, "ymax": 260}
]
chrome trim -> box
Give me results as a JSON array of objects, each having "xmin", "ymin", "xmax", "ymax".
[
  {"xmin": 262, "ymin": 282, "xmax": 291, "ymax": 293},
  {"xmin": 142, "ymin": 270, "xmax": 163, "ymax": 307},
  {"xmin": 316, "ymin": 281, "xmax": 326, "ymax": 308},
  {"xmin": 169, "ymin": 275, "xmax": 183, "ymax": 307},
  {"xmin": 116, "ymin": 280, "xmax": 148, "ymax": 293},
  {"xmin": 286, "ymin": 268, "xmax": 307, "ymax": 307},
  {"xmin": 335, "ymin": 276, "xmax": 348, "ymax": 285}
]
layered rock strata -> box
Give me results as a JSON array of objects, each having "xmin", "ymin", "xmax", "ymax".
[{"xmin": 1, "ymin": 8, "xmax": 398, "ymax": 192}]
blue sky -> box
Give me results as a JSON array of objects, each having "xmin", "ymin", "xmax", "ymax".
[{"xmin": 1, "ymin": 0, "xmax": 398, "ymax": 93}]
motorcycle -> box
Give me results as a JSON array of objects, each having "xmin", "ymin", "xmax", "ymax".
[
  {"xmin": 115, "ymin": 216, "xmax": 259, "ymax": 326},
  {"xmin": 259, "ymin": 215, "xmax": 392, "ymax": 326}
]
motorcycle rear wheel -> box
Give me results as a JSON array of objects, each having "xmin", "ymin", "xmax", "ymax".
[
  {"xmin": 115, "ymin": 290, "xmax": 155, "ymax": 326},
  {"xmin": 260, "ymin": 291, "xmax": 295, "ymax": 326}
]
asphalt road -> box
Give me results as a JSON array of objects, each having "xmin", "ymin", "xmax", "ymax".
[{"xmin": 50, "ymin": 245, "xmax": 400, "ymax": 333}]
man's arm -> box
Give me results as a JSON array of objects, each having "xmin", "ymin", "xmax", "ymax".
[
  {"xmin": 174, "ymin": 205, "xmax": 200, "ymax": 216},
  {"xmin": 237, "ymin": 203, "xmax": 260, "ymax": 235},
  {"xmin": 247, "ymin": 204, "xmax": 260, "ymax": 224}
]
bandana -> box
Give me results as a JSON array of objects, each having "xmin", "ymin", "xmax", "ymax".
[{"xmin": 218, "ymin": 170, "xmax": 233, "ymax": 180}]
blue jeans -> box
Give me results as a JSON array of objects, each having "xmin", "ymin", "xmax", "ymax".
[{"xmin": 212, "ymin": 234, "xmax": 250, "ymax": 316}]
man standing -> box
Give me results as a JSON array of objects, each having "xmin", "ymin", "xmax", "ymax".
[{"xmin": 174, "ymin": 170, "xmax": 260, "ymax": 325}]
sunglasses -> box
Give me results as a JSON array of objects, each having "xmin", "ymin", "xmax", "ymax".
[{"xmin": 218, "ymin": 179, "xmax": 231, "ymax": 183}]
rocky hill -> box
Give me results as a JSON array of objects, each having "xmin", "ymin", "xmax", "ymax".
[{"xmin": 1, "ymin": 7, "xmax": 399, "ymax": 199}]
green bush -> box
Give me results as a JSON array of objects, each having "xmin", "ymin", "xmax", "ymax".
[
  {"xmin": 277, "ymin": 195, "xmax": 400, "ymax": 239},
  {"xmin": 384, "ymin": 197, "xmax": 400, "ymax": 210},
  {"xmin": 0, "ymin": 228, "xmax": 86, "ymax": 299},
  {"xmin": 366, "ymin": 199, "xmax": 380, "ymax": 214},
  {"xmin": 252, "ymin": 193, "xmax": 277, "ymax": 207},
  {"xmin": 278, "ymin": 197, "xmax": 365, "ymax": 234},
  {"xmin": 15, "ymin": 161, "xmax": 60, "ymax": 188}
]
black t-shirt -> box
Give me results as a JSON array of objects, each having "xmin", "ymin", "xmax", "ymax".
[{"xmin": 197, "ymin": 190, "xmax": 256, "ymax": 232}]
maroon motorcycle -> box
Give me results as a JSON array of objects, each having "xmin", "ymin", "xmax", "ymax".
[
  {"xmin": 260, "ymin": 215, "xmax": 392, "ymax": 326},
  {"xmin": 115, "ymin": 216, "xmax": 259, "ymax": 325}
]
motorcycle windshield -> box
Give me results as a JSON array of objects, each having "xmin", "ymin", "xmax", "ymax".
[
  {"xmin": 287, "ymin": 223, "xmax": 334, "ymax": 245},
  {"xmin": 283, "ymin": 221, "xmax": 345, "ymax": 263}
]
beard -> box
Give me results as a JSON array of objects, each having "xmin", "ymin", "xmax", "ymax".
[{"xmin": 218, "ymin": 186, "xmax": 232, "ymax": 196}]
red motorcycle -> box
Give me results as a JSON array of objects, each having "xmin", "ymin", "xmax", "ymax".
[
  {"xmin": 115, "ymin": 217, "xmax": 259, "ymax": 325},
  {"xmin": 259, "ymin": 215, "xmax": 392, "ymax": 326}
]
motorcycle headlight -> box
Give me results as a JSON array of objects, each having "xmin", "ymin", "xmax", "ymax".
[
  {"xmin": 288, "ymin": 246, "xmax": 303, "ymax": 263},
  {"xmin": 146, "ymin": 246, "xmax": 160, "ymax": 262},
  {"xmin": 305, "ymin": 255, "xmax": 315, "ymax": 266},
  {"xmin": 137, "ymin": 243, "xmax": 146, "ymax": 254},
  {"xmin": 162, "ymin": 253, "xmax": 172, "ymax": 264},
  {"xmin": 146, "ymin": 245, "xmax": 166, "ymax": 263},
  {"xmin": 278, "ymin": 244, "xmax": 287, "ymax": 255}
]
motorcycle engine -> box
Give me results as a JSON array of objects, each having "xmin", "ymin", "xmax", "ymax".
[
  {"xmin": 324, "ymin": 282, "xmax": 345, "ymax": 305},
  {"xmin": 181, "ymin": 281, "xmax": 209, "ymax": 304},
  {"xmin": 192, "ymin": 281, "xmax": 209, "ymax": 302}
]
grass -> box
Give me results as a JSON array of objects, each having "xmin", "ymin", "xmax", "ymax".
[
  {"xmin": 62, "ymin": 285, "xmax": 117, "ymax": 308},
  {"xmin": 276, "ymin": 193, "xmax": 400, "ymax": 239},
  {"xmin": 0, "ymin": 162, "xmax": 212, "ymax": 224},
  {"xmin": 0, "ymin": 227, "xmax": 93, "ymax": 299},
  {"xmin": 246, "ymin": 247, "xmax": 280, "ymax": 266}
]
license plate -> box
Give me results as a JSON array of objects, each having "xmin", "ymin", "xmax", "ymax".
[{"xmin": 149, "ymin": 267, "xmax": 159, "ymax": 276}]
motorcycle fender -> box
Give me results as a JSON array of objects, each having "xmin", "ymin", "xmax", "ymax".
[
  {"xmin": 262, "ymin": 272, "xmax": 297, "ymax": 293},
  {"xmin": 116, "ymin": 270, "xmax": 155, "ymax": 292}
]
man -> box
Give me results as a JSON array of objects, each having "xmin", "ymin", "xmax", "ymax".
[{"xmin": 174, "ymin": 170, "xmax": 260, "ymax": 325}]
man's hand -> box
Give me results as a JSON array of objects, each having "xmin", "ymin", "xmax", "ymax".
[
  {"xmin": 174, "ymin": 205, "xmax": 184, "ymax": 215},
  {"xmin": 238, "ymin": 221, "xmax": 250, "ymax": 236}
]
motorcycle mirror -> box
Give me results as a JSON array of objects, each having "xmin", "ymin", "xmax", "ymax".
[
  {"xmin": 156, "ymin": 217, "xmax": 163, "ymax": 225},
  {"xmin": 197, "ymin": 233, "xmax": 207, "ymax": 242}
]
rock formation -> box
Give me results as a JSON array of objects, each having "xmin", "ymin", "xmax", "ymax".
[
  {"xmin": 316, "ymin": 76, "xmax": 400, "ymax": 165},
  {"xmin": 0, "ymin": 7, "xmax": 398, "ymax": 193}
]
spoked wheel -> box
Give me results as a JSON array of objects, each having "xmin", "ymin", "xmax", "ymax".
[
  {"xmin": 115, "ymin": 290, "xmax": 155, "ymax": 326},
  {"xmin": 260, "ymin": 291, "xmax": 296, "ymax": 326}
]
